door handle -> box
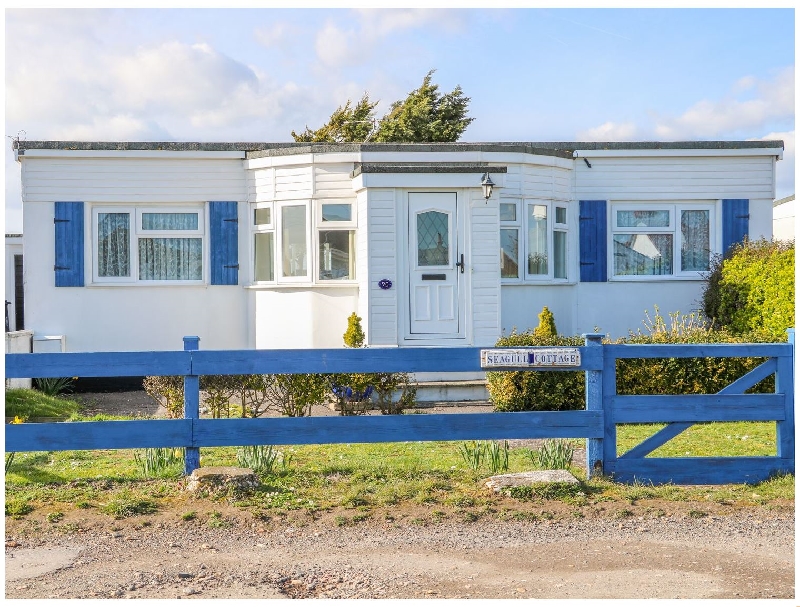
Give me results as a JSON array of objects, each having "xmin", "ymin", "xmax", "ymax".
[{"xmin": 456, "ymin": 253, "xmax": 465, "ymax": 274}]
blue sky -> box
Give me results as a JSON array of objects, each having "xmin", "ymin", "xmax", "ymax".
[{"xmin": 4, "ymin": 7, "xmax": 795, "ymax": 232}]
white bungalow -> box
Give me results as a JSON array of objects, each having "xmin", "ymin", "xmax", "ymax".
[{"xmin": 13, "ymin": 141, "xmax": 782, "ymax": 361}]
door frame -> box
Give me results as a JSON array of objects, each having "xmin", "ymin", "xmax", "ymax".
[{"xmin": 398, "ymin": 189, "xmax": 470, "ymax": 345}]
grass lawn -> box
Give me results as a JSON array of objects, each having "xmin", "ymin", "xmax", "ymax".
[{"xmin": 5, "ymin": 388, "xmax": 793, "ymax": 527}]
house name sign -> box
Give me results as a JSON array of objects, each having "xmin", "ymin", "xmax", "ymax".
[{"xmin": 480, "ymin": 348, "xmax": 581, "ymax": 368}]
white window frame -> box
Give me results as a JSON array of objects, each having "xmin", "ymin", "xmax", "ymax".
[
  {"xmin": 276, "ymin": 200, "xmax": 312, "ymax": 284},
  {"xmin": 252, "ymin": 202, "xmax": 276, "ymax": 284},
  {"xmin": 610, "ymin": 202, "xmax": 716, "ymax": 281},
  {"xmin": 316, "ymin": 200, "xmax": 357, "ymax": 283},
  {"xmin": 92, "ymin": 205, "xmax": 206, "ymax": 285},
  {"xmin": 500, "ymin": 198, "xmax": 570, "ymax": 283}
]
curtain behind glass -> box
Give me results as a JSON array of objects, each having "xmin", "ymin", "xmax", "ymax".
[
  {"xmin": 681, "ymin": 210, "xmax": 710, "ymax": 271},
  {"xmin": 139, "ymin": 238, "xmax": 202, "ymax": 280},
  {"xmin": 141, "ymin": 213, "xmax": 198, "ymax": 230},
  {"xmin": 98, "ymin": 213, "xmax": 130, "ymax": 277},
  {"xmin": 527, "ymin": 205, "xmax": 548, "ymax": 275}
]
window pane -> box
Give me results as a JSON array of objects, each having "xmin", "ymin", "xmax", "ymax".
[
  {"xmin": 139, "ymin": 238, "xmax": 202, "ymax": 280},
  {"xmin": 554, "ymin": 231, "xmax": 567, "ymax": 279},
  {"xmin": 500, "ymin": 228, "xmax": 519, "ymax": 278},
  {"xmin": 282, "ymin": 205, "xmax": 307, "ymax": 277},
  {"xmin": 681, "ymin": 210, "xmax": 710, "ymax": 271},
  {"xmin": 141, "ymin": 213, "xmax": 198, "ymax": 230},
  {"xmin": 499, "ymin": 203, "xmax": 517, "ymax": 222},
  {"xmin": 617, "ymin": 210, "xmax": 670, "ymax": 228},
  {"xmin": 319, "ymin": 230, "xmax": 355, "ymax": 280},
  {"xmin": 555, "ymin": 206, "xmax": 567, "ymax": 224},
  {"xmin": 254, "ymin": 208, "xmax": 271, "ymax": 226},
  {"xmin": 98, "ymin": 212, "xmax": 130, "ymax": 277},
  {"xmin": 254, "ymin": 232, "xmax": 274, "ymax": 282},
  {"xmin": 321, "ymin": 204, "xmax": 352, "ymax": 222},
  {"xmin": 527, "ymin": 204, "xmax": 548, "ymax": 275},
  {"xmin": 613, "ymin": 234, "xmax": 673, "ymax": 275},
  {"xmin": 417, "ymin": 211, "xmax": 449, "ymax": 266}
]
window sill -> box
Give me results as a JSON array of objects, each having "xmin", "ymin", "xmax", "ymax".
[
  {"xmin": 87, "ymin": 281, "xmax": 208, "ymax": 287},
  {"xmin": 244, "ymin": 282, "xmax": 359, "ymax": 290},
  {"xmin": 609, "ymin": 275, "xmax": 706, "ymax": 282},
  {"xmin": 501, "ymin": 280, "xmax": 576, "ymax": 287}
]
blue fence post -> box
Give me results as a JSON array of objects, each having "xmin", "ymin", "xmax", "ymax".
[
  {"xmin": 183, "ymin": 336, "xmax": 201, "ymax": 476},
  {"xmin": 583, "ymin": 333, "xmax": 604, "ymax": 478},
  {"xmin": 776, "ymin": 329, "xmax": 794, "ymax": 470}
]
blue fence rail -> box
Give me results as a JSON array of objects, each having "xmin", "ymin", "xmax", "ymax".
[{"xmin": 5, "ymin": 332, "xmax": 794, "ymax": 486}]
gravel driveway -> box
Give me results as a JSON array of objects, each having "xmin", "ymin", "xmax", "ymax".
[{"xmin": 5, "ymin": 511, "xmax": 793, "ymax": 599}]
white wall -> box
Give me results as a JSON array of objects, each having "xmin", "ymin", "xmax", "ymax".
[
  {"xmin": 21, "ymin": 154, "xmax": 250, "ymax": 352},
  {"xmin": 253, "ymin": 288, "xmax": 358, "ymax": 348},
  {"xmin": 365, "ymin": 188, "xmax": 398, "ymax": 346},
  {"xmin": 773, "ymin": 199, "xmax": 795, "ymax": 241}
]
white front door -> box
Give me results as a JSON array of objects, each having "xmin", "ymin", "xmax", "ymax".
[{"xmin": 407, "ymin": 192, "xmax": 464, "ymax": 338}]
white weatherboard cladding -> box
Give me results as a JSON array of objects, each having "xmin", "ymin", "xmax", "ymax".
[
  {"xmin": 248, "ymin": 167, "xmax": 274, "ymax": 202},
  {"xmin": 315, "ymin": 163, "xmax": 357, "ymax": 199},
  {"xmin": 366, "ymin": 189, "xmax": 398, "ymax": 345},
  {"xmin": 254, "ymin": 288, "xmax": 358, "ymax": 348},
  {"xmin": 501, "ymin": 163, "xmax": 572, "ymax": 200},
  {"xmin": 274, "ymin": 165, "xmax": 313, "ymax": 199},
  {"xmin": 21, "ymin": 157, "xmax": 246, "ymax": 203},
  {"xmin": 574, "ymin": 155, "xmax": 776, "ymax": 200},
  {"xmin": 470, "ymin": 192, "xmax": 501, "ymax": 347}
]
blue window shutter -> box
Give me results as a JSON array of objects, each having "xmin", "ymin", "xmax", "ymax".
[
  {"xmin": 54, "ymin": 201, "xmax": 84, "ymax": 287},
  {"xmin": 579, "ymin": 200, "xmax": 607, "ymax": 282},
  {"xmin": 210, "ymin": 201, "xmax": 239, "ymax": 285},
  {"xmin": 722, "ymin": 199, "xmax": 749, "ymax": 256}
]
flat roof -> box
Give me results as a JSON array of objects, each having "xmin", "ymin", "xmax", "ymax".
[{"xmin": 15, "ymin": 139, "xmax": 785, "ymax": 161}]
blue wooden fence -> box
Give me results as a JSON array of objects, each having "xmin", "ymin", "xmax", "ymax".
[{"xmin": 5, "ymin": 332, "xmax": 794, "ymax": 485}]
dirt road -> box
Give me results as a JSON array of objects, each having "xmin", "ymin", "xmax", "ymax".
[{"xmin": 5, "ymin": 509, "xmax": 793, "ymax": 599}]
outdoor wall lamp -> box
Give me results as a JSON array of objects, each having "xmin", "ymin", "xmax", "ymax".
[{"xmin": 481, "ymin": 172, "xmax": 495, "ymax": 203}]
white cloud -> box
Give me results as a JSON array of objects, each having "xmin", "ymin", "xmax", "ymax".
[
  {"xmin": 653, "ymin": 67, "xmax": 793, "ymax": 140},
  {"xmin": 577, "ymin": 121, "xmax": 641, "ymax": 141},
  {"xmin": 757, "ymin": 130, "xmax": 795, "ymax": 199}
]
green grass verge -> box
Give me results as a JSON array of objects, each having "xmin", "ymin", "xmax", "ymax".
[
  {"xmin": 5, "ymin": 388, "xmax": 81, "ymax": 419},
  {"xmin": 616, "ymin": 421, "xmax": 778, "ymax": 457}
]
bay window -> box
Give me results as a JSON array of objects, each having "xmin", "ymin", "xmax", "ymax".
[
  {"xmin": 500, "ymin": 199, "xmax": 569, "ymax": 282},
  {"xmin": 611, "ymin": 203, "xmax": 712, "ymax": 278},
  {"xmin": 251, "ymin": 200, "xmax": 356, "ymax": 285}
]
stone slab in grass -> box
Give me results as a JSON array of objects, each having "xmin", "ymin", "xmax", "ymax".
[
  {"xmin": 186, "ymin": 466, "xmax": 258, "ymax": 493},
  {"xmin": 484, "ymin": 470, "xmax": 579, "ymax": 492}
]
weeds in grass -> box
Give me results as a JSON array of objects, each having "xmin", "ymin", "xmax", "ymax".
[
  {"xmin": 207, "ymin": 511, "xmax": 231, "ymax": 528},
  {"xmin": 6, "ymin": 500, "xmax": 33, "ymax": 518},
  {"xmin": 5, "ymin": 452, "xmax": 16, "ymax": 474},
  {"xmin": 334, "ymin": 515, "xmax": 348, "ymax": 527},
  {"xmin": 133, "ymin": 448, "xmax": 183, "ymax": 479},
  {"xmin": 181, "ymin": 511, "xmax": 197, "ymax": 521},
  {"xmin": 505, "ymin": 482, "xmax": 584, "ymax": 502},
  {"xmin": 46, "ymin": 511, "xmax": 64, "ymax": 523},
  {"xmin": 101, "ymin": 494, "xmax": 158, "ymax": 519},
  {"xmin": 530, "ymin": 440, "xmax": 574, "ymax": 470},
  {"xmin": 236, "ymin": 445, "xmax": 291, "ymax": 475}
]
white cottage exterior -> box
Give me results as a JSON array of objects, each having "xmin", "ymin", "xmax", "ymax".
[{"xmin": 14, "ymin": 141, "xmax": 782, "ymax": 355}]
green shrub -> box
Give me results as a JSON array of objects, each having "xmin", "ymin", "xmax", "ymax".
[
  {"xmin": 142, "ymin": 376, "xmax": 184, "ymax": 419},
  {"xmin": 616, "ymin": 308, "xmax": 776, "ymax": 395},
  {"xmin": 702, "ymin": 238, "xmax": 794, "ymax": 339},
  {"xmin": 486, "ymin": 310, "xmax": 585, "ymax": 412}
]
